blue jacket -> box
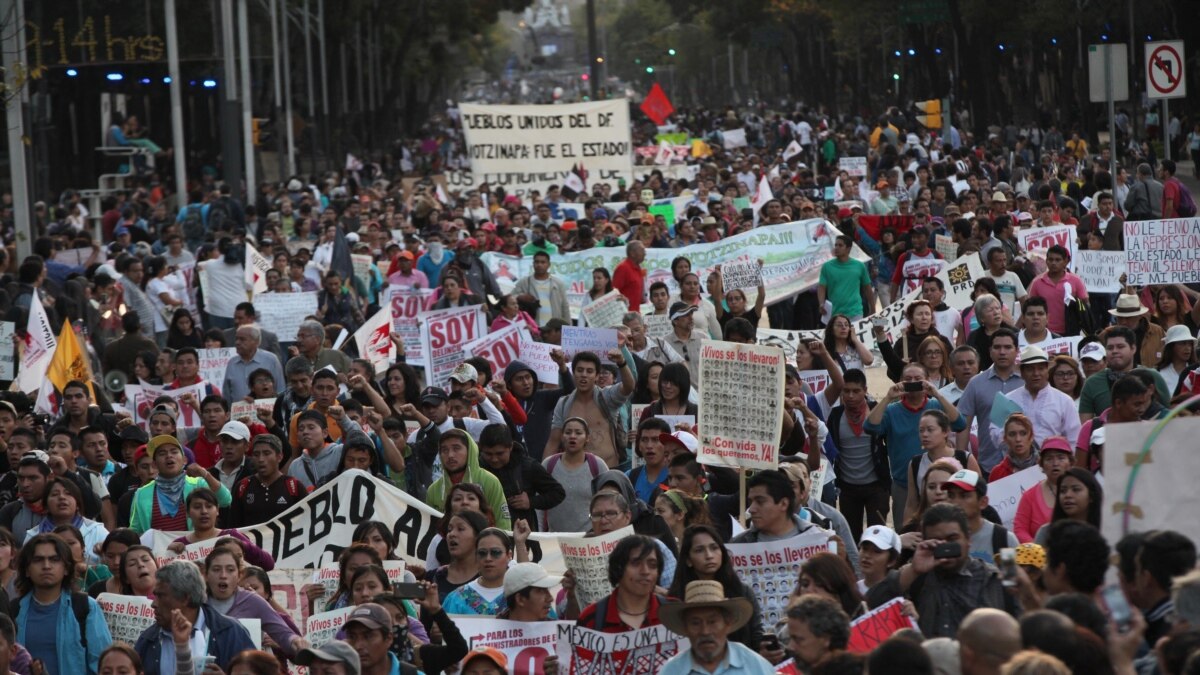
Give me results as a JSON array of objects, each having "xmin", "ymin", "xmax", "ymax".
[
  {"xmin": 134, "ymin": 605, "xmax": 255, "ymax": 673},
  {"xmin": 15, "ymin": 591, "xmax": 113, "ymax": 675}
]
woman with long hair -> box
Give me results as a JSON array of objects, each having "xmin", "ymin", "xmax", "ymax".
[
  {"xmin": 0, "ymin": 528, "xmax": 17, "ymax": 599},
  {"xmin": 667, "ymin": 524, "xmax": 764, "ymax": 649},
  {"xmin": 430, "ymin": 271, "xmax": 480, "ymax": 310},
  {"xmin": 490, "ymin": 293, "xmax": 541, "ymax": 337},
  {"xmin": 796, "ymin": 552, "xmax": 866, "ymax": 618},
  {"xmin": 876, "ymin": 299, "xmax": 952, "ymax": 382},
  {"xmin": 52, "ymin": 524, "xmax": 91, "ymax": 590},
  {"xmin": 638, "ymin": 362, "xmax": 697, "ymax": 422},
  {"xmin": 1049, "ymin": 355, "xmax": 1083, "ymax": 401},
  {"xmin": 987, "ymin": 413, "xmax": 1040, "ymax": 482},
  {"xmin": 900, "ymin": 459, "xmax": 961, "ymax": 537},
  {"xmin": 824, "ymin": 314, "xmax": 873, "ymax": 372},
  {"xmin": 167, "ymin": 488, "xmax": 275, "ymax": 569},
  {"xmin": 579, "ymin": 268, "xmax": 614, "ymax": 326},
  {"xmin": 916, "ymin": 335, "xmax": 952, "ymax": 387},
  {"xmin": 442, "ymin": 528, "xmax": 514, "ymax": 616},
  {"xmin": 145, "ymin": 255, "xmax": 184, "ymax": 344},
  {"xmin": 166, "ymin": 308, "xmax": 204, "ymax": 349},
  {"xmin": 134, "ymin": 350, "xmax": 160, "ymax": 384},
  {"xmin": 313, "ymin": 543, "xmax": 382, "ymax": 614},
  {"xmin": 632, "ymin": 360, "xmax": 665, "ymax": 405},
  {"xmin": 1013, "ymin": 437, "xmax": 1075, "ymax": 543},
  {"xmin": 678, "ymin": 271, "xmax": 721, "ymax": 340},
  {"xmin": 670, "ymin": 256, "xmax": 692, "ymax": 285},
  {"xmin": 1158, "ymin": 325, "xmax": 1197, "ymax": 395},
  {"xmin": 903, "ymin": 411, "xmax": 979, "ymax": 520},
  {"xmin": 1152, "ymin": 284, "xmax": 1199, "ymax": 331},
  {"xmin": 712, "ymin": 262, "xmax": 767, "ymax": 330},
  {"xmin": 426, "ymin": 510, "xmax": 487, "ymax": 601},
  {"xmin": 424, "ymin": 483, "xmax": 496, "ymax": 570},
  {"xmin": 374, "ymin": 362, "xmax": 422, "ymax": 421},
  {"xmin": 653, "ymin": 490, "xmax": 711, "ymax": 550},
  {"xmin": 1034, "ymin": 468, "xmax": 1103, "ymax": 544},
  {"xmin": 118, "ymin": 545, "xmax": 158, "ymax": 597},
  {"xmin": 542, "ymin": 417, "xmax": 605, "ymax": 533},
  {"xmin": 24, "ymin": 477, "xmax": 108, "ymax": 565},
  {"xmin": 99, "ymin": 644, "xmax": 145, "ymax": 675}
]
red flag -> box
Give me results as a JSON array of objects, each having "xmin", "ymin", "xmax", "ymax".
[
  {"xmin": 856, "ymin": 214, "xmax": 915, "ymax": 242},
  {"xmin": 639, "ymin": 83, "xmax": 675, "ymax": 125},
  {"xmin": 847, "ymin": 599, "xmax": 918, "ymax": 653}
]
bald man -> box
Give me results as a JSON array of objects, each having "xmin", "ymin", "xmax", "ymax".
[{"xmin": 959, "ymin": 608, "xmax": 1021, "ymax": 675}]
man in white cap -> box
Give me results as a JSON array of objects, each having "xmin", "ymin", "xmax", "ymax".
[
  {"xmin": 1078, "ymin": 341, "xmax": 1106, "ymax": 379},
  {"xmin": 990, "ymin": 346, "xmax": 1080, "ymax": 453},
  {"xmin": 209, "ymin": 421, "xmax": 255, "ymax": 494},
  {"xmin": 500, "ymin": 562, "xmax": 563, "ymax": 622},
  {"xmin": 665, "ymin": 301, "xmax": 705, "ymax": 384},
  {"xmin": 659, "ymin": 580, "xmax": 774, "ymax": 675},
  {"xmin": 1108, "ymin": 293, "xmax": 1166, "ymax": 367},
  {"xmin": 943, "ymin": 469, "xmax": 1019, "ymax": 563},
  {"xmin": 858, "ymin": 525, "xmax": 902, "ymax": 595},
  {"xmin": 294, "ymin": 639, "xmax": 361, "ymax": 675}
]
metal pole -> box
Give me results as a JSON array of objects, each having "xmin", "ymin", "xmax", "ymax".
[
  {"xmin": 220, "ymin": 0, "xmax": 244, "ymax": 193},
  {"xmin": 165, "ymin": 0, "xmax": 189, "ymax": 207},
  {"xmin": 282, "ymin": 0, "xmax": 296, "ymax": 176},
  {"xmin": 728, "ymin": 43, "xmax": 735, "ymax": 101},
  {"xmin": 1105, "ymin": 46, "xmax": 1117, "ymax": 178},
  {"xmin": 269, "ymin": 0, "xmax": 285, "ymax": 184},
  {"xmin": 586, "ymin": 0, "xmax": 598, "ymax": 99},
  {"xmin": 1163, "ymin": 99, "xmax": 1170, "ymax": 161},
  {"xmin": 303, "ymin": 0, "xmax": 315, "ymax": 173},
  {"xmin": 355, "ymin": 22, "xmax": 365, "ymax": 113},
  {"xmin": 238, "ymin": 0, "xmax": 255, "ymax": 202},
  {"xmin": 2, "ymin": 0, "xmax": 31, "ymax": 260},
  {"xmin": 317, "ymin": 0, "xmax": 329, "ymax": 162}
]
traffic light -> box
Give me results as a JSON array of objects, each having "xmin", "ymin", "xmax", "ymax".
[
  {"xmin": 252, "ymin": 118, "xmax": 268, "ymax": 146},
  {"xmin": 914, "ymin": 99, "xmax": 942, "ymax": 129}
]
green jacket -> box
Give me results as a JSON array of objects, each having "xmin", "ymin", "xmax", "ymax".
[
  {"xmin": 130, "ymin": 476, "xmax": 233, "ymax": 534},
  {"xmin": 426, "ymin": 432, "xmax": 512, "ymax": 530}
]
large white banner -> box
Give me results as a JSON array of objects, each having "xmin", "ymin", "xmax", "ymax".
[
  {"xmin": 556, "ymin": 623, "xmax": 688, "ymax": 674},
  {"xmin": 727, "ymin": 529, "xmax": 833, "ymax": 626},
  {"xmin": 1103, "ymin": 418, "xmax": 1200, "ymax": 547},
  {"xmin": 459, "ymin": 100, "xmax": 632, "ymax": 175},
  {"xmin": 483, "ymin": 220, "xmax": 868, "ymax": 312},
  {"xmin": 1123, "ymin": 218, "xmax": 1200, "ymax": 286},
  {"xmin": 443, "ymin": 168, "xmax": 634, "ymax": 198},
  {"xmin": 697, "ymin": 341, "xmax": 786, "ymax": 471},
  {"xmin": 457, "ymin": 618, "xmax": 574, "ymax": 675}
]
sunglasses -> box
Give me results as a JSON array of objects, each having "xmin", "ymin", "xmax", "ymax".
[{"xmin": 476, "ymin": 548, "xmax": 506, "ymax": 560}]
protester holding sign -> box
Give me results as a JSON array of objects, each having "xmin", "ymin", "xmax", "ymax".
[{"xmin": 573, "ymin": 534, "xmax": 671, "ymax": 631}]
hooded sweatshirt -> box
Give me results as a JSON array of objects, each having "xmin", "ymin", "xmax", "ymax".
[
  {"xmin": 482, "ymin": 443, "xmax": 566, "ymax": 530},
  {"xmin": 426, "ymin": 432, "xmax": 512, "ymax": 530},
  {"xmin": 504, "ymin": 359, "xmax": 575, "ymax": 461},
  {"xmin": 592, "ymin": 470, "xmax": 677, "ymax": 554}
]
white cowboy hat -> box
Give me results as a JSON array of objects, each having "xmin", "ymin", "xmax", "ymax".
[{"xmin": 1108, "ymin": 294, "xmax": 1149, "ymax": 318}]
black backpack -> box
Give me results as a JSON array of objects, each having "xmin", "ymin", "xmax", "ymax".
[
  {"xmin": 208, "ymin": 197, "xmax": 233, "ymax": 232},
  {"xmin": 181, "ymin": 204, "xmax": 205, "ymax": 243}
]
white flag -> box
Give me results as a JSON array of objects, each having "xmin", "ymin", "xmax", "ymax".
[
  {"xmin": 435, "ymin": 183, "xmax": 450, "ymax": 205},
  {"xmin": 654, "ymin": 140, "xmax": 673, "ymax": 166},
  {"xmin": 352, "ymin": 308, "xmax": 393, "ymax": 374},
  {"xmin": 750, "ymin": 174, "xmax": 773, "ymax": 223},
  {"xmin": 783, "ymin": 140, "xmax": 803, "ymax": 162},
  {"xmin": 245, "ymin": 243, "xmax": 271, "ymax": 296},
  {"xmin": 833, "ymin": 175, "xmax": 845, "ymax": 201},
  {"xmin": 16, "ymin": 293, "xmax": 56, "ymax": 394}
]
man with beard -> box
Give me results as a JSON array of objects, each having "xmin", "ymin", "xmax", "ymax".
[
  {"xmin": 659, "ymin": 580, "xmax": 774, "ymax": 674},
  {"xmin": 866, "ymin": 503, "xmax": 1012, "ymax": 637}
]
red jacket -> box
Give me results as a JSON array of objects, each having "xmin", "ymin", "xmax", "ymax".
[{"xmin": 612, "ymin": 258, "xmax": 646, "ymax": 309}]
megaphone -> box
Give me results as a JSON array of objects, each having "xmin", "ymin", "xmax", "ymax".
[{"xmin": 104, "ymin": 370, "xmax": 128, "ymax": 394}]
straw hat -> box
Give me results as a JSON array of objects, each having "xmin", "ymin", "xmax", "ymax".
[
  {"xmin": 659, "ymin": 580, "xmax": 753, "ymax": 635},
  {"xmin": 1108, "ymin": 294, "xmax": 1149, "ymax": 318}
]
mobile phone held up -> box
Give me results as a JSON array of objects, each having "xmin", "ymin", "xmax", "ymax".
[
  {"xmin": 903, "ymin": 381, "xmax": 924, "ymax": 393},
  {"xmin": 932, "ymin": 542, "xmax": 961, "ymax": 559}
]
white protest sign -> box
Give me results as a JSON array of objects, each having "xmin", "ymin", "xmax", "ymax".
[
  {"xmin": 1123, "ymin": 218, "xmax": 1200, "ymax": 286},
  {"xmin": 459, "ymin": 100, "xmax": 632, "ymax": 175},
  {"xmin": 697, "ymin": 340, "xmax": 786, "ymax": 471},
  {"xmin": 351, "ymin": 254, "xmax": 373, "ymax": 290},
  {"xmin": 1017, "ymin": 224, "xmax": 1077, "ymax": 260},
  {"xmin": 387, "ymin": 286, "xmax": 435, "ymax": 362},
  {"xmin": 722, "ymin": 128, "xmax": 747, "ymax": 149},
  {"xmin": 1102, "ymin": 418, "xmax": 1200, "ymax": 547},
  {"xmin": 935, "ymin": 234, "xmax": 958, "ymax": 260},
  {"xmin": 420, "ymin": 305, "xmax": 487, "ymax": 389},
  {"xmin": 558, "ymin": 526, "xmax": 633, "ymax": 607},
  {"xmin": 644, "ymin": 314, "xmax": 672, "ymax": 339},
  {"xmin": 226, "ymin": 470, "xmax": 439, "ymax": 569},
  {"xmin": 657, "ymin": 415, "xmax": 695, "ymax": 432},
  {"xmin": 198, "ymin": 348, "xmax": 236, "ymax": 388},
  {"xmin": 838, "ymin": 157, "xmax": 868, "ymax": 178},
  {"xmin": 720, "ymin": 260, "xmax": 762, "ymax": 294},
  {"xmin": 268, "ymin": 568, "xmax": 318, "ymax": 627},
  {"xmin": 1034, "ymin": 335, "xmax": 1083, "ymax": 359},
  {"xmin": 97, "ymin": 593, "xmax": 157, "ymax": 645},
  {"xmin": 306, "ymin": 606, "xmax": 355, "ymax": 647},
  {"xmin": 128, "ymin": 381, "xmax": 208, "ymax": 432},
  {"xmin": 442, "ymin": 167, "xmax": 634, "ymax": 198},
  {"xmin": 456, "ymin": 618, "xmax": 574, "ymax": 675},
  {"xmin": 580, "ymin": 290, "xmax": 629, "ymax": 328},
  {"xmin": 561, "ymin": 326, "xmax": 619, "ymax": 364},
  {"xmin": 53, "ymin": 247, "xmax": 94, "ymax": 266},
  {"xmin": 556, "ymin": 623, "xmax": 688, "ymax": 674},
  {"xmin": 810, "ymin": 456, "xmax": 831, "ymax": 492},
  {"xmin": 256, "ymin": 291, "xmax": 319, "ymax": 340},
  {"xmin": 0, "ymin": 321, "xmax": 14, "ymax": 380},
  {"xmin": 798, "ymin": 369, "xmax": 832, "ymax": 396},
  {"xmin": 727, "ymin": 528, "xmax": 832, "ymax": 626},
  {"xmin": 518, "ymin": 340, "xmax": 561, "ymax": 385},
  {"xmin": 1072, "ymin": 250, "xmax": 1125, "ymax": 294},
  {"xmin": 463, "ymin": 323, "xmax": 530, "ymax": 379},
  {"xmin": 352, "ymin": 307, "xmax": 393, "ymax": 374},
  {"xmin": 245, "ymin": 243, "xmax": 272, "ymax": 296},
  {"xmin": 987, "ymin": 465, "xmax": 1045, "ymax": 528}
]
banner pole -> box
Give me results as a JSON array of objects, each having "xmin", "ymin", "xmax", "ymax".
[{"xmin": 739, "ymin": 468, "xmax": 747, "ymax": 528}]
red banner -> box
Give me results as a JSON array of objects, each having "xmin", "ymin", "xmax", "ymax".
[
  {"xmin": 846, "ymin": 598, "xmax": 917, "ymax": 653},
  {"xmin": 856, "ymin": 214, "xmax": 915, "ymax": 242}
]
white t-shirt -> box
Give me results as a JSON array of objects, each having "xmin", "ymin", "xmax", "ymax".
[
  {"xmin": 145, "ymin": 277, "xmax": 175, "ymax": 332},
  {"xmin": 198, "ymin": 259, "xmax": 247, "ymax": 319},
  {"xmin": 987, "ymin": 271, "xmax": 1026, "ymax": 314}
]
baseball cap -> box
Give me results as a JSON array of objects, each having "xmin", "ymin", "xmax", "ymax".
[
  {"xmin": 593, "ymin": 207, "xmax": 609, "ymax": 220},
  {"xmin": 1016, "ymin": 211, "xmax": 1033, "ymax": 222},
  {"xmin": 344, "ymin": 603, "xmax": 392, "ymax": 632},
  {"xmin": 294, "ymin": 640, "xmax": 361, "ymax": 674},
  {"xmin": 342, "ymin": 431, "xmax": 375, "ymax": 451},
  {"xmin": 860, "ymin": 525, "xmax": 902, "ymax": 554},
  {"xmin": 119, "ymin": 426, "xmax": 149, "ymax": 444},
  {"xmin": 146, "ymin": 435, "xmax": 182, "ymax": 459},
  {"xmin": 396, "ymin": 250, "xmax": 415, "ymax": 261},
  {"xmin": 449, "ymin": 363, "xmax": 479, "ymax": 384},
  {"xmin": 1041, "ymin": 436, "xmax": 1074, "ymax": 456},
  {"xmin": 461, "ymin": 647, "xmax": 508, "ymax": 672},
  {"xmin": 420, "ymin": 386, "xmax": 449, "ymax": 405},
  {"xmin": 1013, "ymin": 543, "xmax": 1046, "ymax": 569},
  {"xmin": 19, "ymin": 450, "xmax": 49, "ymax": 467},
  {"xmin": 503, "ymin": 563, "xmax": 563, "ymax": 596},
  {"xmin": 217, "ymin": 421, "xmax": 251, "ymax": 441},
  {"xmin": 946, "ymin": 469, "xmax": 981, "ymax": 492},
  {"xmin": 669, "ymin": 301, "xmax": 698, "ymax": 321},
  {"xmin": 659, "ymin": 430, "xmax": 698, "ymax": 454},
  {"xmin": 149, "ymin": 405, "xmax": 177, "ymax": 422},
  {"xmin": 1079, "ymin": 342, "xmax": 1105, "ymax": 362}
]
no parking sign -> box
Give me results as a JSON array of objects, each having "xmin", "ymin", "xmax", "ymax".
[{"xmin": 1146, "ymin": 40, "xmax": 1186, "ymax": 99}]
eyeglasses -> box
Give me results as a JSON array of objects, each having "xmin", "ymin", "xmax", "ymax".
[
  {"xmin": 590, "ymin": 510, "xmax": 624, "ymax": 522},
  {"xmin": 475, "ymin": 548, "xmax": 506, "ymax": 560}
]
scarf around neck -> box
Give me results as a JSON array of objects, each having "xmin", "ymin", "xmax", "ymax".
[
  {"xmin": 155, "ymin": 473, "xmax": 187, "ymax": 517},
  {"xmin": 1008, "ymin": 447, "xmax": 1040, "ymax": 472}
]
